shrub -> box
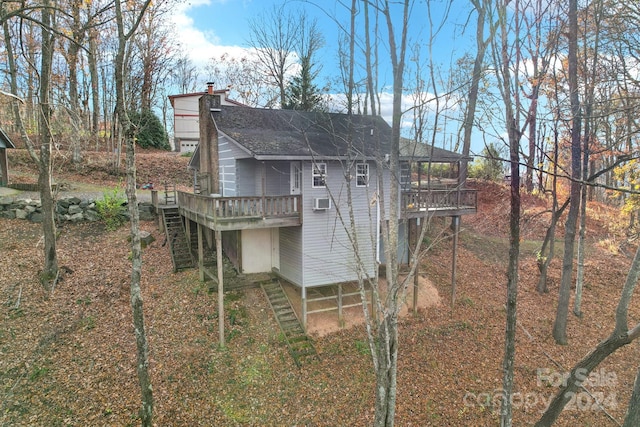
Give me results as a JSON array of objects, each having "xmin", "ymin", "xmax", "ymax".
[
  {"xmin": 129, "ymin": 109, "xmax": 170, "ymax": 150},
  {"xmin": 96, "ymin": 186, "xmax": 127, "ymax": 230}
]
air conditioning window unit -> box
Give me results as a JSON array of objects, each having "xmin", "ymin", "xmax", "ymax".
[{"xmin": 313, "ymin": 197, "xmax": 331, "ymax": 210}]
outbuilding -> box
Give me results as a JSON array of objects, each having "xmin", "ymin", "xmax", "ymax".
[{"xmin": 0, "ymin": 127, "xmax": 15, "ymax": 187}]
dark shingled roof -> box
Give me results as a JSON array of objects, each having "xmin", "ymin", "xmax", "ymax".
[
  {"xmin": 399, "ymin": 138, "xmax": 472, "ymax": 162},
  {"xmin": 212, "ymin": 106, "xmax": 392, "ymax": 159},
  {"xmin": 195, "ymin": 106, "xmax": 471, "ymax": 164}
]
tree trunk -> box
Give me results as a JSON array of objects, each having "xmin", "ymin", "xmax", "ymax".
[
  {"xmin": 38, "ymin": 0, "xmax": 58, "ymax": 285},
  {"xmin": 2, "ymin": 0, "xmax": 58, "ymax": 287},
  {"xmin": 553, "ymin": 0, "xmax": 581, "ymax": 345},
  {"xmin": 370, "ymin": 2, "xmax": 409, "ymax": 425},
  {"xmin": 460, "ymin": 0, "xmax": 490, "ymax": 185},
  {"xmin": 124, "ymin": 132, "xmax": 153, "ymax": 426},
  {"xmin": 124, "ymin": 132, "xmax": 153, "ymax": 424},
  {"xmin": 88, "ymin": 30, "xmax": 101, "ymax": 149},
  {"xmin": 573, "ymin": 163, "xmax": 588, "ymax": 316},
  {"xmin": 2, "ymin": 5, "xmax": 24, "ymax": 133},
  {"xmin": 114, "ymin": 0, "xmax": 154, "ymax": 424},
  {"xmin": 574, "ymin": 0, "xmax": 601, "ymax": 317},
  {"xmin": 501, "ymin": 144, "xmax": 520, "ymax": 427},
  {"xmin": 363, "ymin": 0, "xmax": 377, "ymax": 116},
  {"xmin": 537, "ymin": 122, "xmax": 561, "ymax": 293},
  {"xmin": 67, "ymin": 0, "xmax": 83, "ymax": 164},
  {"xmin": 623, "ymin": 365, "xmax": 640, "ymax": 427},
  {"xmin": 374, "ymin": 315, "xmax": 399, "ymax": 427},
  {"xmin": 493, "ymin": 0, "xmax": 523, "ymax": 424},
  {"xmin": 537, "ymin": 198, "xmax": 569, "ymax": 293}
]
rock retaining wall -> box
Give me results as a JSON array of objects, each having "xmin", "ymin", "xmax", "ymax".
[{"xmin": 0, "ymin": 196, "xmax": 156, "ymax": 223}]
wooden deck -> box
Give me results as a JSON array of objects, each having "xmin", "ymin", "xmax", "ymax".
[
  {"xmin": 401, "ymin": 188, "xmax": 477, "ymax": 218},
  {"xmin": 171, "ymin": 187, "xmax": 477, "ymax": 231},
  {"xmin": 177, "ymin": 191, "xmax": 302, "ymax": 231}
]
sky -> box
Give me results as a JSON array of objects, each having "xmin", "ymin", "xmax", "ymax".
[{"xmin": 169, "ymin": 0, "xmax": 483, "ymax": 153}]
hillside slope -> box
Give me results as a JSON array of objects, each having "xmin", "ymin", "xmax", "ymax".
[{"xmin": 1, "ymin": 149, "xmax": 638, "ymax": 426}]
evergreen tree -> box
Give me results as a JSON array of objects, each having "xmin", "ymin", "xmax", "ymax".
[
  {"xmin": 129, "ymin": 109, "xmax": 170, "ymax": 150},
  {"xmin": 283, "ymin": 13, "xmax": 325, "ymax": 111},
  {"xmin": 284, "ymin": 56, "xmax": 324, "ymax": 111}
]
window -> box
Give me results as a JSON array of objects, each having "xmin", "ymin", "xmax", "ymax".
[
  {"xmin": 356, "ymin": 162, "xmax": 369, "ymax": 187},
  {"xmin": 312, "ymin": 162, "xmax": 327, "ymax": 188}
]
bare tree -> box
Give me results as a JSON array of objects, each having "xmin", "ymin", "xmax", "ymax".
[
  {"xmin": 172, "ymin": 53, "xmax": 199, "ymax": 94},
  {"xmin": 1, "ymin": 0, "xmax": 61, "ymax": 288},
  {"xmin": 207, "ymin": 53, "xmax": 279, "ymax": 108},
  {"xmin": 363, "ymin": 0, "xmax": 378, "ymax": 116},
  {"xmin": 87, "ymin": 25, "xmax": 100, "ymax": 148},
  {"xmin": 113, "ymin": 0, "xmax": 154, "ymax": 424},
  {"xmin": 370, "ymin": 1, "xmax": 410, "ymax": 425},
  {"xmin": 489, "ymin": 0, "xmax": 524, "ymax": 423},
  {"xmin": 535, "ymin": 51, "xmax": 565, "ymax": 292},
  {"xmin": 553, "ymin": 0, "xmax": 582, "ymax": 345},
  {"xmin": 59, "ymin": 0, "xmax": 86, "ymax": 164},
  {"xmin": 133, "ymin": 0, "xmax": 179, "ymax": 111},
  {"xmin": 460, "ymin": 0, "xmax": 493, "ymax": 183},
  {"xmin": 36, "ymin": 0, "xmax": 59, "ymax": 288},
  {"xmin": 574, "ymin": 0, "xmax": 605, "ymax": 317},
  {"xmin": 247, "ymin": 3, "xmax": 300, "ymax": 108}
]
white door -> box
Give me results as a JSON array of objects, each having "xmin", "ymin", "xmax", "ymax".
[{"xmin": 290, "ymin": 161, "xmax": 302, "ymax": 195}]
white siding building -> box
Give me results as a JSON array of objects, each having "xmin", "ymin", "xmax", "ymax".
[{"xmin": 168, "ymin": 83, "xmax": 245, "ymax": 152}]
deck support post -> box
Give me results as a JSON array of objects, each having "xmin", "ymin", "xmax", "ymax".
[
  {"xmin": 197, "ymin": 223, "xmax": 204, "ymax": 282},
  {"xmin": 338, "ymin": 284, "xmax": 343, "ymax": 326},
  {"xmin": 215, "ymin": 229, "xmax": 225, "ymax": 347},
  {"xmin": 185, "ymin": 218, "xmax": 191, "ymax": 252},
  {"xmin": 371, "ymin": 286, "xmax": 376, "ymax": 323},
  {"xmin": 301, "ymin": 287, "xmax": 307, "ymax": 332},
  {"xmin": 413, "ymin": 218, "xmax": 419, "ymax": 315},
  {"xmin": 451, "ymin": 216, "xmax": 460, "ymax": 307}
]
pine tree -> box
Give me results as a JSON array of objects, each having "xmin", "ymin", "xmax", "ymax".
[
  {"xmin": 283, "ymin": 13, "xmax": 324, "ymax": 111},
  {"xmin": 284, "ymin": 56, "xmax": 323, "ymax": 111}
]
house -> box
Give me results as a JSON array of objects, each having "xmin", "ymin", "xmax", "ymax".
[
  {"xmin": 168, "ymin": 83, "xmax": 246, "ymax": 152},
  {"xmin": 0, "ymin": 127, "xmax": 15, "ymax": 187},
  {"xmin": 172, "ymin": 93, "xmax": 477, "ymax": 328}
]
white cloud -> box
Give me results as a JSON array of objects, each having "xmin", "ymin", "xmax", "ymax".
[{"xmin": 170, "ymin": 0, "xmax": 243, "ymax": 69}]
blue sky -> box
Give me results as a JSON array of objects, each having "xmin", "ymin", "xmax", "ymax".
[{"xmin": 169, "ymin": 0, "xmax": 484, "ymax": 153}]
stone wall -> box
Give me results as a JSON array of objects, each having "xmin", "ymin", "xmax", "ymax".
[{"xmin": 0, "ymin": 196, "xmax": 156, "ymax": 223}]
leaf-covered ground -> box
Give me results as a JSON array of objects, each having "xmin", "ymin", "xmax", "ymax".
[{"xmin": 1, "ymin": 150, "xmax": 639, "ymax": 426}]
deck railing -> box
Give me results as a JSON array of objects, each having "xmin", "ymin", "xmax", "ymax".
[
  {"xmin": 402, "ymin": 188, "xmax": 477, "ymax": 214},
  {"xmin": 177, "ymin": 191, "xmax": 301, "ymax": 221}
]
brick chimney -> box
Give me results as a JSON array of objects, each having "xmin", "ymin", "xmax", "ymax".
[
  {"xmin": 206, "ymin": 82, "xmax": 214, "ymax": 94},
  {"xmin": 198, "ymin": 93, "xmax": 221, "ymax": 194}
]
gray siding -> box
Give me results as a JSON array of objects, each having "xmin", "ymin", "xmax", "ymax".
[
  {"xmin": 264, "ymin": 161, "xmax": 289, "ymax": 195},
  {"xmin": 219, "ymin": 136, "xmax": 253, "ymax": 196},
  {"xmin": 236, "ymin": 159, "xmax": 291, "ymax": 197},
  {"xmin": 300, "ymin": 160, "xmax": 379, "ymax": 287},
  {"xmin": 218, "ymin": 135, "xmax": 236, "ymax": 196},
  {"xmin": 279, "ymin": 226, "xmax": 303, "ymax": 286},
  {"xmin": 236, "ymin": 159, "xmax": 258, "ymax": 196}
]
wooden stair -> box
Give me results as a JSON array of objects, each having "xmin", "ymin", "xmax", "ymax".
[
  {"xmin": 188, "ymin": 225, "xmax": 215, "ymax": 266},
  {"xmin": 164, "ymin": 182, "xmax": 177, "ymax": 205},
  {"xmin": 262, "ymin": 281, "xmax": 319, "ymax": 367},
  {"xmin": 162, "ymin": 207, "xmax": 194, "ymax": 272}
]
